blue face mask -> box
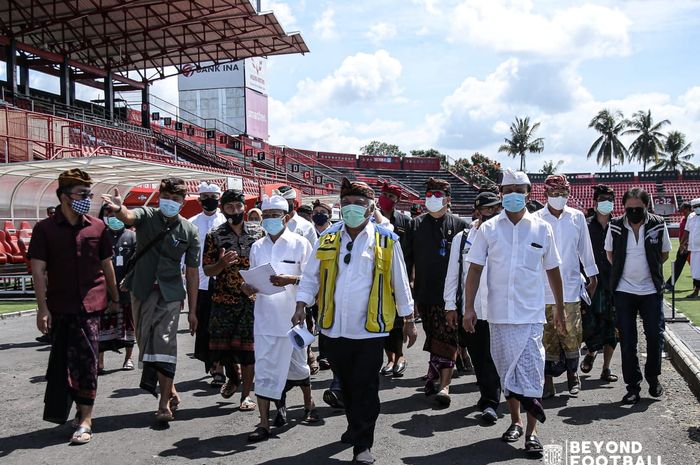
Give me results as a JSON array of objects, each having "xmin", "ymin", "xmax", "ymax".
[
  {"xmin": 159, "ymin": 198, "xmax": 182, "ymax": 218},
  {"xmin": 106, "ymin": 217, "xmax": 125, "ymax": 231},
  {"xmin": 597, "ymin": 200, "xmax": 614, "ymax": 215},
  {"xmin": 262, "ymin": 217, "xmax": 285, "ymax": 236},
  {"xmin": 341, "ymin": 204, "xmax": 368, "ymax": 228},
  {"xmin": 502, "ymin": 192, "xmax": 527, "ymax": 213}
]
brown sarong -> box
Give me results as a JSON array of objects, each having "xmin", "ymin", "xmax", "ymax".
[{"xmin": 417, "ymin": 303, "xmax": 458, "ymax": 360}]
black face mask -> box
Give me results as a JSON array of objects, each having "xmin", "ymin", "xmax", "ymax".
[
  {"xmin": 312, "ymin": 212, "xmax": 329, "ymax": 226},
  {"xmin": 226, "ymin": 212, "xmax": 244, "ymax": 225},
  {"xmin": 625, "ymin": 207, "xmax": 646, "ymax": 224},
  {"xmin": 201, "ymin": 197, "xmax": 219, "ymax": 212},
  {"xmin": 480, "ymin": 213, "xmax": 497, "ymax": 222}
]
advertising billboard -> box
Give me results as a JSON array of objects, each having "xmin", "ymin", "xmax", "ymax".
[
  {"xmin": 245, "ymin": 88, "xmax": 269, "ymax": 140},
  {"xmin": 245, "ymin": 57, "xmax": 267, "ymax": 95},
  {"xmin": 177, "ymin": 61, "xmax": 245, "ymax": 91}
]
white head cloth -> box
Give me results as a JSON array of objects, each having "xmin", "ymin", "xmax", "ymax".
[
  {"xmin": 198, "ymin": 181, "xmax": 222, "ymax": 195},
  {"xmin": 274, "ymin": 186, "xmax": 297, "ymax": 200},
  {"xmin": 261, "ymin": 195, "xmax": 289, "ymax": 212},
  {"xmin": 691, "ymin": 198, "xmax": 700, "ymax": 207},
  {"xmin": 501, "ymin": 168, "xmax": 531, "ymax": 186}
]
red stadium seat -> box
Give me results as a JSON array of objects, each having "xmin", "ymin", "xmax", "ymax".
[{"xmin": 0, "ymin": 231, "xmax": 24, "ymax": 263}]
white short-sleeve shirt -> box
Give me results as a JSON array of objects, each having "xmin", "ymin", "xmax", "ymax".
[
  {"xmin": 604, "ymin": 216, "xmax": 672, "ymax": 294},
  {"xmin": 466, "ymin": 210, "xmax": 561, "ymax": 325}
]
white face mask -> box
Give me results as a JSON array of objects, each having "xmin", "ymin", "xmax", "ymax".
[
  {"xmin": 547, "ymin": 196, "xmax": 568, "ymax": 211},
  {"xmin": 425, "ymin": 196, "xmax": 445, "ymax": 213}
]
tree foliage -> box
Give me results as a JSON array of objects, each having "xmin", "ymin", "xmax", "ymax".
[
  {"xmin": 497, "ymin": 116, "xmax": 544, "ymax": 172},
  {"xmin": 623, "ymin": 110, "xmax": 670, "ymax": 172},
  {"xmin": 587, "ymin": 109, "xmax": 628, "ymax": 173},
  {"xmin": 410, "ymin": 148, "xmax": 449, "ymax": 169},
  {"xmin": 452, "ymin": 153, "xmax": 501, "ymax": 191},
  {"xmin": 650, "ymin": 131, "xmax": 696, "ymax": 173},
  {"xmin": 360, "ymin": 140, "xmax": 406, "ymax": 158},
  {"xmin": 540, "ymin": 160, "xmax": 564, "ymax": 175}
]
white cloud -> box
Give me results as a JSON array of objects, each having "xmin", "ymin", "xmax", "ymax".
[
  {"xmin": 366, "ymin": 23, "xmax": 398, "ymax": 44},
  {"xmin": 284, "ymin": 50, "xmax": 403, "ymax": 114},
  {"xmin": 313, "ymin": 7, "xmax": 337, "ymax": 40},
  {"xmin": 449, "ymin": 1, "xmax": 631, "ymax": 60},
  {"xmin": 412, "ymin": 0, "xmax": 441, "ymax": 15},
  {"xmin": 271, "ymin": 53, "xmax": 700, "ymax": 174},
  {"xmin": 261, "ymin": 1, "xmax": 297, "ymax": 30}
]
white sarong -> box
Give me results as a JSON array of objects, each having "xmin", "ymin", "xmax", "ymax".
[
  {"xmin": 254, "ymin": 334, "xmax": 310, "ymax": 400},
  {"xmin": 489, "ymin": 323, "xmax": 545, "ymax": 398},
  {"xmin": 691, "ymin": 251, "xmax": 700, "ymax": 280}
]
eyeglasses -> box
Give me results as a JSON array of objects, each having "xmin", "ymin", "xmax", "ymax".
[
  {"xmin": 68, "ymin": 191, "xmax": 94, "ymax": 200},
  {"xmin": 343, "ymin": 241, "xmax": 354, "ymax": 265},
  {"xmin": 425, "ymin": 191, "xmax": 445, "ymax": 198}
]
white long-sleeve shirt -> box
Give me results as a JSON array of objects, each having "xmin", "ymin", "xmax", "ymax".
[
  {"xmin": 534, "ymin": 206, "xmax": 599, "ymax": 304},
  {"xmin": 297, "ymin": 221, "xmax": 414, "ymax": 339},
  {"xmin": 188, "ymin": 210, "xmax": 226, "ymax": 290},
  {"xmin": 250, "ymin": 230, "xmax": 312, "ymax": 337},
  {"xmin": 467, "ymin": 210, "xmax": 561, "ymax": 325},
  {"xmin": 443, "ymin": 228, "xmax": 488, "ymax": 320}
]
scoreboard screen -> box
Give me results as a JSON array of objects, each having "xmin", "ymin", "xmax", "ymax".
[{"xmin": 653, "ymin": 195, "xmax": 676, "ymax": 216}]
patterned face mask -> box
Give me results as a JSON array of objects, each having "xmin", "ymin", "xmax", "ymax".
[{"xmin": 71, "ymin": 198, "xmax": 91, "ymax": 215}]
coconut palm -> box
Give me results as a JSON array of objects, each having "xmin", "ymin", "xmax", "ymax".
[
  {"xmin": 622, "ymin": 110, "xmax": 670, "ymax": 172},
  {"xmin": 587, "ymin": 109, "xmax": 628, "ymax": 173},
  {"xmin": 540, "ymin": 160, "xmax": 564, "ymax": 175},
  {"xmin": 497, "ymin": 116, "xmax": 544, "ymax": 172},
  {"xmin": 650, "ymin": 131, "xmax": 696, "ymax": 173}
]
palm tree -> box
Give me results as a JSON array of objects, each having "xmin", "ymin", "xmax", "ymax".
[
  {"xmin": 622, "ymin": 110, "xmax": 670, "ymax": 172},
  {"xmin": 587, "ymin": 109, "xmax": 629, "ymax": 173},
  {"xmin": 540, "ymin": 160, "xmax": 564, "ymax": 175},
  {"xmin": 650, "ymin": 131, "xmax": 696, "ymax": 173},
  {"xmin": 498, "ymin": 116, "xmax": 544, "ymax": 172}
]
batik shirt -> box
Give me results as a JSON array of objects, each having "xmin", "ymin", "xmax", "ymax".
[{"xmin": 203, "ymin": 221, "xmax": 265, "ymax": 306}]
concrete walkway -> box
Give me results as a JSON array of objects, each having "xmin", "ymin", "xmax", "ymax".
[{"xmin": 1, "ymin": 313, "xmax": 699, "ymax": 464}]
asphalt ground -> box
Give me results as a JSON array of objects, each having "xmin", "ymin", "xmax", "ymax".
[{"xmin": 1, "ymin": 312, "xmax": 699, "ymax": 465}]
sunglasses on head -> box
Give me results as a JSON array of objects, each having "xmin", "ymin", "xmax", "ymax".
[{"xmin": 426, "ymin": 191, "xmax": 445, "ymax": 198}]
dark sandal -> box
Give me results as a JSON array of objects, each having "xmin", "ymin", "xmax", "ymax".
[
  {"xmin": 70, "ymin": 426, "xmax": 93, "ymax": 445},
  {"xmin": 501, "ymin": 424, "xmax": 524, "ymax": 442},
  {"xmin": 210, "ymin": 372, "xmax": 226, "ymax": 386},
  {"xmin": 580, "ymin": 353, "xmax": 596, "ymax": 373},
  {"xmin": 248, "ymin": 426, "xmax": 271, "ymax": 443},
  {"xmin": 525, "ymin": 435, "xmax": 543, "ymax": 455},
  {"xmin": 302, "ymin": 408, "xmax": 320, "ymax": 423},
  {"xmin": 600, "ymin": 368, "xmax": 618, "ymax": 382}
]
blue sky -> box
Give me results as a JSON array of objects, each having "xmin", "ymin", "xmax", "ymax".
[{"xmin": 5, "ymin": 0, "xmax": 700, "ymax": 173}]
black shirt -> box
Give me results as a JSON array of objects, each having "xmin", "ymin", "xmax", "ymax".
[
  {"xmin": 587, "ymin": 215, "xmax": 611, "ymax": 291},
  {"xmin": 388, "ymin": 209, "xmax": 411, "ymax": 259},
  {"xmin": 406, "ymin": 212, "xmax": 468, "ymax": 306}
]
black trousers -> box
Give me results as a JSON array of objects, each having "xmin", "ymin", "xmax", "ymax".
[
  {"xmin": 666, "ymin": 249, "xmax": 689, "ymax": 287},
  {"xmin": 322, "ymin": 334, "xmax": 385, "ymax": 451},
  {"xmin": 614, "ymin": 292, "xmax": 664, "ymax": 394},
  {"xmin": 462, "ymin": 319, "xmax": 501, "ymax": 411},
  {"xmin": 193, "ymin": 289, "xmax": 214, "ymax": 373}
]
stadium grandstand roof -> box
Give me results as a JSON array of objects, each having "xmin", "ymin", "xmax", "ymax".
[
  {"xmin": 0, "ymin": 0, "xmax": 309, "ymax": 85},
  {"xmin": 0, "ymin": 156, "xmax": 244, "ymax": 221}
]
